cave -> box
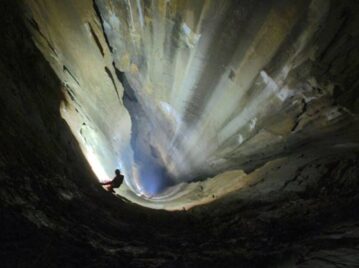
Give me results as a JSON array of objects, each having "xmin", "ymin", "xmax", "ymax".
[{"xmin": 1, "ymin": 0, "xmax": 359, "ymax": 267}]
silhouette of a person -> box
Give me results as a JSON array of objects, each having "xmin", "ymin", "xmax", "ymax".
[{"xmin": 101, "ymin": 169, "xmax": 124, "ymax": 193}]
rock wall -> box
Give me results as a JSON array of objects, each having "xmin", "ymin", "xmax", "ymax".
[
  {"xmin": 22, "ymin": 0, "xmax": 133, "ymax": 187},
  {"xmin": 94, "ymin": 0, "xmax": 359, "ymax": 193},
  {"xmin": 1, "ymin": 1, "xmax": 359, "ymax": 267},
  {"xmin": 23, "ymin": 0, "xmax": 359, "ymax": 198}
]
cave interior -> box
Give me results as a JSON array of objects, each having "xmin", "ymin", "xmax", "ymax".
[{"xmin": 1, "ymin": 0, "xmax": 359, "ymax": 267}]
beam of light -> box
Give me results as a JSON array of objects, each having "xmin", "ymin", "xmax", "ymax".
[{"xmin": 94, "ymin": 0, "xmax": 330, "ymax": 199}]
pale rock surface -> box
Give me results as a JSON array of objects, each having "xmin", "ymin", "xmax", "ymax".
[{"xmin": 23, "ymin": 0, "xmax": 359, "ymax": 202}]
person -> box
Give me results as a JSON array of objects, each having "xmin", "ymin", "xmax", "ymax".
[{"xmin": 101, "ymin": 169, "xmax": 124, "ymax": 193}]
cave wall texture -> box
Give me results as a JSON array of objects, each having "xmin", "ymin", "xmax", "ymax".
[
  {"xmin": 22, "ymin": 0, "xmax": 359, "ymax": 199},
  {"xmin": 1, "ymin": 0, "xmax": 359, "ymax": 267}
]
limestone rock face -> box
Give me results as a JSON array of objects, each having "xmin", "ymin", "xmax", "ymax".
[
  {"xmin": 1, "ymin": 1, "xmax": 359, "ymax": 267},
  {"xmin": 22, "ymin": 0, "xmax": 133, "ymax": 188},
  {"xmin": 23, "ymin": 0, "xmax": 359, "ymax": 198}
]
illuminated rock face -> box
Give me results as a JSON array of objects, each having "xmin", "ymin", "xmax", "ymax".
[
  {"xmin": 2, "ymin": 1, "xmax": 359, "ymax": 267},
  {"xmin": 24, "ymin": 0, "xmax": 359, "ymax": 196}
]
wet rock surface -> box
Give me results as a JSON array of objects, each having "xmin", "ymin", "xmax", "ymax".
[{"xmin": 0, "ymin": 1, "xmax": 359, "ymax": 267}]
